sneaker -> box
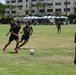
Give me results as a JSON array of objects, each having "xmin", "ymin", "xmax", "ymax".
[
  {"xmin": 17, "ymin": 47, "xmax": 20, "ymax": 50},
  {"xmin": 2, "ymin": 49, "xmax": 5, "ymax": 52},
  {"xmin": 14, "ymin": 49, "xmax": 18, "ymax": 53}
]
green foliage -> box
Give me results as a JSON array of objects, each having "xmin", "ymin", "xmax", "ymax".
[
  {"xmin": 68, "ymin": 14, "xmax": 76, "ymax": 24},
  {"xmin": 31, "ymin": 2, "xmax": 47, "ymax": 16},
  {"xmin": 0, "ymin": 17, "xmax": 14, "ymax": 24},
  {"xmin": 0, "ymin": 3, "xmax": 5, "ymax": 15}
]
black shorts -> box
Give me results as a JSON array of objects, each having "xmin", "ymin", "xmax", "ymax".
[
  {"xmin": 74, "ymin": 32, "xmax": 76, "ymax": 43},
  {"xmin": 58, "ymin": 26, "xmax": 61, "ymax": 29},
  {"xmin": 9, "ymin": 34, "xmax": 19, "ymax": 42},
  {"xmin": 21, "ymin": 35, "xmax": 29, "ymax": 40}
]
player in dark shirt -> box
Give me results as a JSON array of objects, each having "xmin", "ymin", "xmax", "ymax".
[
  {"xmin": 56, "ymin": 20, "xmax": 61, "ymax": 33},
  {"xmin": 6, "ymin": 20, "xmax": 16, "ymax": 36},
  {"xmin": 18, "ymin": 20, "xmax": 33, "ymax": 49},
  {"xmin": 2, "ymin": 21, "xmax": 21, "ymax": 53},
  {"xmin": 74, "ymin": 32, "xmax": 76, "ymax": 65}
]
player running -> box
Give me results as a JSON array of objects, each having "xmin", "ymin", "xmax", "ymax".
[
  {"xmin": 2, "ymin": 21, "xmax": 21, "ymax": 53},
  {"xmin": 6, "ymin": 20, "xmax": 16, "ymax": 36},
  {"xmin": 18, "ymin": 20, "xmax": 33, "ymax": 50}
]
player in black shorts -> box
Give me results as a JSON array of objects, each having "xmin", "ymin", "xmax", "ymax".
[
  {"xmin": 18, "ymin": 20, "xmax": 33, "ymax": 49},
  {"xmin": 56, "ymin": 20, "xmax": 61, "ymax": 33},
  {"xmin": 6, "ymin": 20, "xmax": 16, "ymax": 36},
  {"xmin": 2, "ymin": 21, "xmax": 21, "ymax": 53}
]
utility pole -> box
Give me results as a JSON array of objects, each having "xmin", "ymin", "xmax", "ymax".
[
  {"xmin": 52, "ymin": 0, "xmax": 53, "ymax": 15},
  {"xmin": 65, "ymin": 0, "xmax": 67, "ymax": 16},
  {"xmin": 73, "ymin": 0, "xmax": 75, "ymax": 13},
  {"xmin": 65, "ymin": 0, "xmax": 67, "ymax": 25}
]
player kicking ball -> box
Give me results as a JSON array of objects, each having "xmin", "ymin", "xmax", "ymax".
[
  {"xmin": 2, "ymin": 21, "xmax": 21, "ymax": 53},
  {"xmin": 18, "ymin": 20, "xmax": 33, "ymax": 50}
]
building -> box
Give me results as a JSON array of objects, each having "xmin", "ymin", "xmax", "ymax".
[{"xmin": 5, "ymin": 0, "xmax": 76, "ymax": 16}]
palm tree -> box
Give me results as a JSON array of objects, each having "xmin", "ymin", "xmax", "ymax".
[
  {"xmin": 16, "ymin": 5, "xmax": 22, "ymax": 13},
  {"xmin": 40, "ymin": 2, "xmax": 47, "ymax": 15},
  {"xmin": 31, "ymin": 2, "xmax": 41, "ymax": 16}
]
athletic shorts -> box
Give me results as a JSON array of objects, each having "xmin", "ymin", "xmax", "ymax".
[
  {"xmin": 21, "ymin": 35, "xmax": 29, "ymax": 40},
  {"xmin": 74, "ymin": 32, "xmax": 76, "ymax": 43},
  {"xmin": 58, "ymin": 26, "xmax": 61, "ymax": 29},
  {"xmin": 9, "ymin": 35, "xmax": 19, "ymax": 42}
]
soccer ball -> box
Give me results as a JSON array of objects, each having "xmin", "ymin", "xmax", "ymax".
[{"xmin": 30, "ymin": 49, "xmax": 34, "ymax": 55}]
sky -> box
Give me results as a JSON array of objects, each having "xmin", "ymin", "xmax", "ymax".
[{"xmin": 0, "ymin": 0, "xmax": 5, "ymax": 4}]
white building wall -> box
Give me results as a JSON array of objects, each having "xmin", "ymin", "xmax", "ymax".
[{"xmin": 5, "ymin": 0, "xmax": 76, "ymax": 16}]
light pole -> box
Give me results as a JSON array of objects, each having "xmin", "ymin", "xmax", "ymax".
[
  {"xmin": 52, "ymin": 0, "xmax": 53, "ymax": 16},
  {"xmin": 65, "ymin": 0, "xmax": 67, "ymax": 16},
  {"xmin": 65, "ymin": 0, "xmax": 67, "ymax": 25},
  {"xmin": 73, "ymin": 0, "xmax": 75, "ymax": 13}
]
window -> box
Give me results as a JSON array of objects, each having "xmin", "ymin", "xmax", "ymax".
[
  {"xmin": 7, "ymin": 1, "xmax": 9, "ymax": 3},
  {"xmin": 26, "ymin": 0, "xmax": 28, "ymax": 2},
  {"xmin": 18, "ymin": 0, "xmax": 23, "ymax": 2},
  {"xmin": 11, "ymin": 0, "xmax": 16, "ymax": 3},
  {"xmin": 32, "ymin": 10, "xmax": 35, "ymax": 13},
  {"xmin": 47, "ymin": 3, "xmax": 53, "ymax": 6},
  {"xmin": 26, "ymin": 11, "xmax": 28, "ymax": 15},
  {"xmin": 7, "ymin": 11, "xmax": 10, "ymax": 14},
  {"xmin": 47, "ymin": 9, "xmax": 53, "ymax": 12},
  {"xmin": 32, "ymin": 0, "xmax": 37, "ymax": 1},
  {"xmin": 26, "ymin": 5, "xmax": 28, "ymax": 8},
  {"xmin": 64, "ymin": 8, "xmax": 70, "ymax": 12},
  {"xmin": 12, "ymin": 11, "xmax": 16, "ymax": 14},
  {"xmin": 39, "ymin": 0, "xmax": 44, "ymax": 1},
  {"xmin": 55, "ymin": 9, "xmax": 61, "ymax": 12},
  {"xmin": 64, "ymin": 2, "xmax": 70, "ymax": 5},
  {"xmin": 55, "ymin": 2, "xmax": 61, "ymax": 5},
  {"xmin": 39, "ymin": 9, "xmax": 44, "ymax": 13}
]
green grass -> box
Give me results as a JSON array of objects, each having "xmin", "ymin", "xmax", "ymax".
[{"xmin": 0, "ymin": 24, "xmax": 76, "ymax": 75}]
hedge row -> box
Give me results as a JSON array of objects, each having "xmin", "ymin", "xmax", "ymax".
[{"xmin": 0, "ymin": 17, "xmax": 14, "ymax": 24}]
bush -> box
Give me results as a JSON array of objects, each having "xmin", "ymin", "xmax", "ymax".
[
  {"xmin": 0, "ymin": 17, "xmax": 14, "ymax": 24},
  {"xmin": 68, "ymin": 14, "xmax": 76, "ymax": 24}
]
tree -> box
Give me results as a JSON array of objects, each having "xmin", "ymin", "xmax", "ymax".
[
  {"xmin": 40, "ymin": 2, "xmax": 47, "ymax": 16},
  {"xmin": 0, "ymin": 3, "xmax": 5, "ymax": 15},
  {"xmin": 31, "ymin": 2, "xmax": 41, "ymax": 16},
  {"xmin": 68, "ymin": 13, "xmax": 76, "ymax": 24},
  {"xmin": 17, "ymin": 5, "xmax": 22, "ymax": 16},
  {"xmin": 31, "ymin": 1, "xmax": 47, "ymax": 16}
]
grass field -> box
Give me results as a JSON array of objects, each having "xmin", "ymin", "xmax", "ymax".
[{"xmin": 0, "ymin": 24, "xmax": 76, "ymax": 75}]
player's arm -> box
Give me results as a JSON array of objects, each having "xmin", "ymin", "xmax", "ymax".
[
  {"xmin": 30, "ymin": 27, "xmax": 33, "ymax": 35},
  {"xmin": 11, "ymin": 31, "xmax": 18, "ymax": 37}
]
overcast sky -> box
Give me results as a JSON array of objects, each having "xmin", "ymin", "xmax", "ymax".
[{"xmin": 0, "ymin": 0, "xmax": 5, "ymax": 4}]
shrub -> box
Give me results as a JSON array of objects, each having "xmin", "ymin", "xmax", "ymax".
[{"xmin": 0, "ymin": 17, "xmax": 14, "ymax": 24}]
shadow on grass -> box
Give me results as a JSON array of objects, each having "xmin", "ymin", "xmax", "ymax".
[
  {"xmin": 19, "ymin": 48, "xmax": 32, "ymax": 50},
  {"xmin": 7, "ymin": 52, "xmax": 18, "ymax": 54}
]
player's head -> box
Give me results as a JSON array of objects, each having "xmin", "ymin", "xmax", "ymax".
[
  {"xmin": 17, "ymin": 21, "xmax": 21, "ymax": 27},
  {"xmin": 25, "ymin": 20, "xmax": 29, "ymax": 26}
]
